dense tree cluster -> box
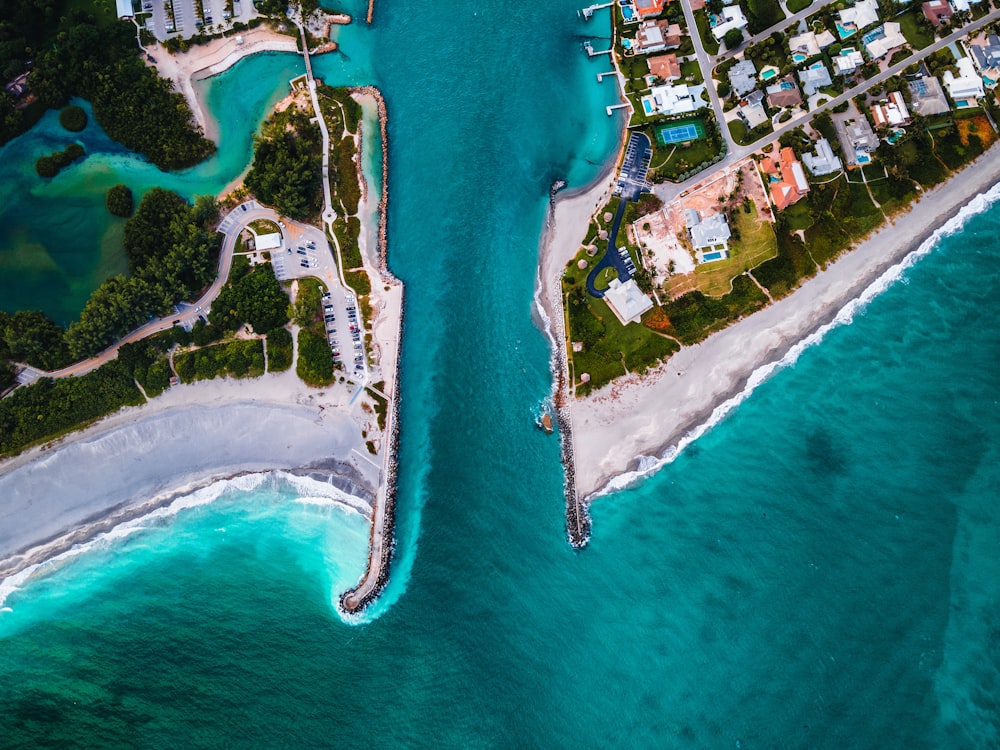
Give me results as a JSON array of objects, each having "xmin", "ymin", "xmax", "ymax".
[
  {"xmin": 58, "ymin": 104, "xmax": 87, "ymax": 132},
  {"xmin": 0, "ymin": 361, "xmax": 144, "ymax": 457},
  {"xmin": 8, "ymin": 9, "xmax": 215, "ymax": 169},
  {"xmin": 65, "ymin": 188, "xmax": 220, "ymax": 358},
  {"xmin": 245, "ymin": 108, "xmax": 323, "ymax": 219},
  {"xmin": 106, "ymin": 184, "xmax": 134, "ymax": 217},
  {"xmin": 296, "ymin": 329, "xmax": 334, "ymax": 386},
  {"xmin": 209, "ymin": 262, "xmax": 290, "ymax": 334},
  {"xmin": 0, "ymin": 311, "xmax": 72, "ymax": 370},
  {"xmin": 35, "ymin": 143, "xmax": 84, "ymax": 177}
]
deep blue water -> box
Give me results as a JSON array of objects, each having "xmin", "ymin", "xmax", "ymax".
[{"xmin": 1, "ymin": 1, "xmax": 999, "ymax": 747}]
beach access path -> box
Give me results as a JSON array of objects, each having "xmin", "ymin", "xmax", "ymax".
[{"xmin": 566, "ymin": 142, "xmax": 1000, "ymax": 500}]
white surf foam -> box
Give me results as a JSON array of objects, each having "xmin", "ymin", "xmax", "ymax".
[{"xmin": 592, "ymin": 181, "xmax": 1000, "ymax": 500}]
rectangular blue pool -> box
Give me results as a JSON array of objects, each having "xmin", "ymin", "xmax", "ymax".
[{"xmin": 702, "ymin": 251, "xmax": 724, "ymax": 261}]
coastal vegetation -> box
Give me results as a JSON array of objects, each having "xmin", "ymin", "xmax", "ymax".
[
  {"xmin": 0, "ymin": 0, "xmax": 215, "ymax": 168},
  {"xmin": 174, "ymin": 339, "xmax": 265, "ymax": 382},
  {"xmin": 296, "ymin": 329, "xmax": 335, "ymax": 387},
  {"xmin": 106, "ymin": 184, "xmax": 134, "ymax": 217},
  {"xmin": 34, "ymin": 143, "xmax": 85, "ymax": 178},
  {"xmin": 58, "ymin": 105, "xmax": 88, "ymax": 132},
  {"xmin": 245, "ymin": 106, "xmax": 323, "ymax": 220}
]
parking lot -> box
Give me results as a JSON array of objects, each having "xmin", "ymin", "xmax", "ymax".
[{"xmin": 143, "ymin": 0, "xmax": 255, "ymax": 41}]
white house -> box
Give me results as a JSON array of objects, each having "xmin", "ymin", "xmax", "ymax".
[
  {"xmin": 604, "ymin": 278, "xmax": 654, "ymax": 325},
  {"xmin": 116, "ymin": 0, "xmax": 134, "ymax": 17},
  {"xmin": 943, "ymin": 56, "xmax": 985, "ymax": 102},
  {"xmin": 711, "ymin": 5, "xmax": 749, "ymax": 41},
  {"xmin": 641, "ymin": 83, "xmax": 706, "ymax": 116},
  {"xmin": 254, "ymin": 232, "xmax": 283, "ymax": 251},
  {"xmin": 838, "ymin": 0, "xmax": 880, "ymax": 35},
  {"xmin": 864, "ymin": 22, "xmax": 907, "ymax": 60},
  {"xmin": 802, "ymin": 138, "xmax": 843, "ymax": 176},
  {"xmin": 833, "ymin": 48, "xmax": 865, "ymax": 74}
]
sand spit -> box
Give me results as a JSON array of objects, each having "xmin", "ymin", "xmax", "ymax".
[{"xmin": 542, "ymin": 144, "xmax": 1000, "ymax": 502}]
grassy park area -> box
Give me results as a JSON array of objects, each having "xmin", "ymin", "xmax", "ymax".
[{"xmin": 692, "ymin": 205, "xmax": 778, "ymax": 296}]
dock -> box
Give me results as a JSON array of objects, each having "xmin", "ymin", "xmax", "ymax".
[
  {"xmin": 583, "ymin": 40, "xmax": 614, "ymax": 57},
  {"xmin": 580, "ymin": 2, "xmax": 614, "ymax": 19},
  {"xmin": 606, "ymin": 103, "xmax": 630, "ymax": 116},
  {"xmin": 596, "ymin": 70, "xmax": 617, "ymax": 81}
]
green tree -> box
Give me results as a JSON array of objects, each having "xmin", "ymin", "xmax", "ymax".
[
  {"xmin": 106, "ymin": 184, "xmax": 134, "ymax": 217},
  {"xmin": 58, "ymin": 104, "xmax": 87, "ymax": 132}
]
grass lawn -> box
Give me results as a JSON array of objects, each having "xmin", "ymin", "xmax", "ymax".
[
  {"xmin": 681, "ymin": 60, "xmax": 704, "ymax": 83},
  {"xmin": 693, "ymin": 205, "xmax": 777, "ymax": 296},
  {"xmin": 593, "ymin": 266, "xmax": 617, "ymax": 290},
  {"xmin": 728, "ymin": 119, "xmax": 748, "ymax": 143},
  {"xmin": 565, "ymin": 291, "xmax": 679, "ymax": 395},
  {"xmin": 249, "ymin": 219, "xmax": 280, "ymax": 235},
  {"xmin": 694, "ymin": 10, "xmax": 721, "ymax": 55},
  {"xmin": 898, "ymin": 12, "xmax": 935, "ymax": 48},
  {"xmin": 782, "ymin": 200, "xmax": 813, "ymax": 231},
  {"xmin": 786, "ymin": 0, "xmax": 812, "ymax": 11}
]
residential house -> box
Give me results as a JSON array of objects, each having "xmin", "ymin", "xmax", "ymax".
[
  {"xmin": 4, "ymin": 72, "xmax": 29, "ymax": 99},
  {"xmin": 116, "ymin": 0, "xmax": 133, "ymax": 18},
  {"xmin": 729, "ymin": 58, "xmax": 758, "ymax": 96},
  {"xmin": 604, "ymin": 278, "xmax": 654, "ymax": 324},
  {"xmin": 864, "ymin": 22, "xmax": 907, "ymax": 60},
  {"xmin": 870, "ymin": 91, "xmax": 911, "ymax": 128},
  {"xmin": 922, "ymin": 0, "xmax": 952, "ymax": 27},
  {"xmin": 648, "ymin": 54, "xmax": 682, "ymax": 82},
  {"xmin": 816, "ymin": 29, "xmax": 838, "ymax": 49},
  {"xmin": 943, "ymin": 56, "xmax": 985, "ymax": 104},
  {"xmin": 635, "ymin": 20, "xmax": 683, "ymax": 54},
  {"xmin": 802, "ymin": 138, "xmax": 843, "ymax": 176},
  {"xmin": 833, "ymin": 48, "xmax": 865, "ymax": 74},
  {"xmin": 969, "ymin": 34, "xmax": 1000, "ymax": 83},
  {"xmin": 838, "ymin": 0, "xmax": 880, "ymax": 36},
  {"xmin": 841, "ymin": 115, "xmax": 879, "ymax": 165},
  {"xmin": 908, "ymin": 74, "xmax": 950, "ymax": 115},
  {"xmin": 798, "ymin": 61, "xmax": 833, "ymax": 96},
  {"xmin": 951, "ymin": 0, "xmax": 983, "ymax": 12},
  {"xmin": 641, "ymin": 83, "xmax": 706, "ymax": 116},
  {"xmin": 766, "ymin": 75, "xmax": 803, "ymax": 109},
  {"xmin": 711, "ymin": 5, "xmax": 749, "ymax": 41},
  {"xmin": 789, "ymin": 31, "xmax": 822, "ymax": 58},
  {"xmin": 760, "ymin": 147, "xmax": 810, "ymax": 210},
  {"xmin": 635, "ymin": 0, "xmax": 667, "ymax": 19},
  {"xmin": 686, "ymin": 209, "xmax": 732, "ymax": 258},
  {"xmin": 737, "ymin": 90, "xmax": 768, "ymax": 128}
]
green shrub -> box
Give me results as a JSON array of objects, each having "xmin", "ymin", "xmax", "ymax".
[
  {"xmin": 296, "ymin": 329, "xmax": 334, "ymax": 387},
  {"xmin": 59, "ymin": 105, "xmax": 88, "ymax": 132},
  {"xmin": 106, "ymin": 184, "xmax": 134, "ymax": 217},
  {"xmin": 266, "ymin": 327, "xmax": 293, "ymax": 372}
]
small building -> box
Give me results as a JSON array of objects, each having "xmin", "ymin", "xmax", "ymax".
[
  {"xmin": 870, "ymin": 91, "xmax": 911, "ymax": 128},
  {"xmin": 647, "ymin": 54, "xmax": 682, "ymax": 82},
  {"xmin": 864, "ymin": 22, "xmax": 907, "ymax": 60},
  {"xmin": 798, "ymin": 61, "xmax": 833, "ymax": 96},
  {"xmin": 833, "ymin": 48, "xmax": 865, "ymax": 75},
  {"xmin": 943, "ymin": 56, "xmax": 985, "ymax": 104},
  {"xmin": 116, "ymin": 0, "xmax": 134, "ymax": 18},
  {"xmin": 603, "ymin": 278, "xmax": 654, "ymax": 325},
  {"xmin": 635, "ymin": 0, "xmax": 667, "ymax": 19},
  {"xmin": 969, "ymin": 34, "xmax": 1000, "ymax": 83},
  {"xmin": 908, "ymin": 74, "xmax": 950, "ymax": 116},
  {"xmin": 711, "ymin": 5, "xmax": 749, "ymax": 42},
  {"xmin": 766, "ymin": 75, "xmax": 803, "ymax": 109},
  {"xmin": 687, "ymin": 210, "xmax": 732, "ymax": 258},
  {"xmin": 255, "ymin": 232, "xmax": 283, "ymax": 251},
  {"xmin": 922, "ymin": 0, "xmax": 953, "ymax": 27},
  {"xmin": 635, "ymin": 20, "xmax": 683, "ymax": 54},
  {"xmin": 760, "ymin": 146, "xmax": 810, "ymax": 210},
  {"xmin": 841, "ymin": 116, "xmax": 879, "ymax": 166},
  {"xmin": 737, "ymin": 90, "xmax": 768, "ymax": 128},
  {"xmin": 838, "ymin": 0, "xmax": 880, "ymax": 37},
  {"xmin": 729, "ymin": 59, "xmax": 758, "ymax": 97},
  {"xmin": 803, "ymin": 138, "xmax": 843, "ymax": 176},
  {"xmin": 4, "ymin": 72, "xmax": 29, "ymax": 99}
]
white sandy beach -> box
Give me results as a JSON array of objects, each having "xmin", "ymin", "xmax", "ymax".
[
  {"xmin": 538, "ymin": 145, "xmax": 1000, "ymax": 501},
  {"xmin": 0, "ymin": 368, "xmax": 380, "ymax": 579},
  {"xmin": 148, "ymin": 27, "xmax": 299, "ymax": 142}
]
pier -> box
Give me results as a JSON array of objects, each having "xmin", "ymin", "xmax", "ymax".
[
  {"xmin": 583, "ymin": 40, "xmax": 614, "ymax": 57},
  {"xmin": 596, "ymin": 70, "xmax": 617, "ymax": 81},
  {"xmin": 606, "ymin": 103, "xmax": 630, "ymax": 116},
  {"xmin": 580, "ymin": 2, "xmax": 614, "ymax": 19}
]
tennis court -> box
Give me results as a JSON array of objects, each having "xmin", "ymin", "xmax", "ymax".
[{"xmin": 656, "ymin": 120, "xmax": 707, "ymax": 145}]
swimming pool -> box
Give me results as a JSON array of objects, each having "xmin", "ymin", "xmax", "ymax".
[
  {"xmin": 836, "ymin": 21, "xmax": 855, "ymax": 39},
  {"xmin": 792, "ymin": 53, "xmax": 807, "ymax": 64},
  {"xmin": 856, "ymin": 152, "xmax": 872, "ymax": 165},
  {"xmin": 760, "ymin": 67, "xmax": 779, "ymax": 81},
  {"xmin": 702, "ymin": 251, "xmax": 724, "ymax": 262},
  {"xmin": 622, "ymin": 5, "xmax": 635, "ymax": 21},
  {"xmin": 643, "ymin": 97, "xmax": 654, "ymax": 115},
  {"xmin": 623, "ymin": 38, "xmax": 633, "ymax": 50}
]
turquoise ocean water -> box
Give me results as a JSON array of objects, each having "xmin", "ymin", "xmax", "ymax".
[{"xmin": 2, "ymin": 1, "xmax": 999, "ymax": 746}]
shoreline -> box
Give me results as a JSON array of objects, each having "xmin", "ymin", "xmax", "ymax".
[
  {"xmin": 0, "ymin": 369, "xmax": 381, "ymax": 588},
  {"xmin": 147, "ymin": 28, "xmax": 299, "ymax": 143},
  {"xmin": 547, "ymin": 143, "xmax": 1000, "ymax": 502}
]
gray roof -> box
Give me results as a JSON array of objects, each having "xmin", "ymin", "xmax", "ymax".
[
  {"xmin": 908, "ymin": 74, "xmax": 949, "ymax": 116},
  {"xmin": 970, "ymin": 34, "xmax": 1000, "ymax": 70},
  {"xmin": 689, "ymin": 212, "xmax": 731, "ymax": 249},
  {"xmin": 729, "ymin": 59, "xmax": 758, "ymax": 96},
  {"xmin": 802, "ymin": 138, "xmax": 843, "ymax": 176},
  {"xmin": 798, "ymin": 62, "xmax": 832, "ymax": 96}
]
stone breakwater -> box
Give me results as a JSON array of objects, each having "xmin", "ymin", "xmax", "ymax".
[
  {"xmin": 545, "ymin": 189, "xmax": 591, "ymax": 549},
  {"xmin": 339, "ymin": 85, "xmax": 404, "ymax": 615},
  {"xmin": 338, "ymin": 292, "xmax": 404, "ymax": 614}
]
